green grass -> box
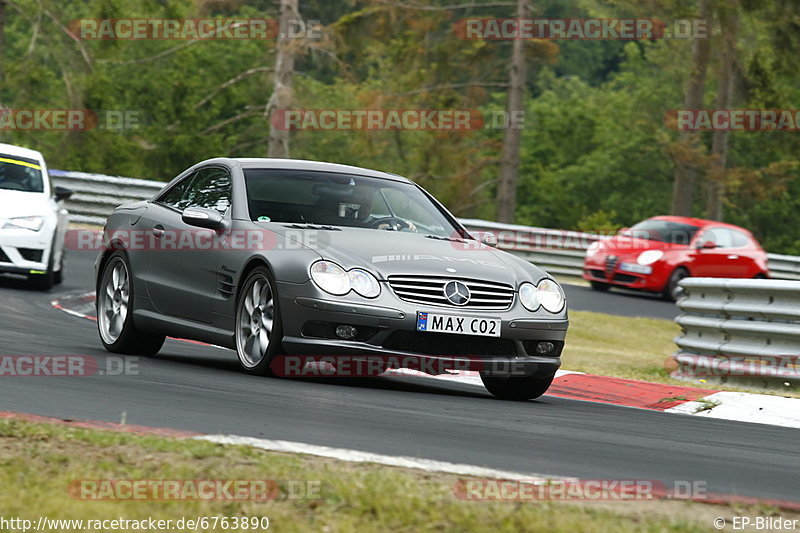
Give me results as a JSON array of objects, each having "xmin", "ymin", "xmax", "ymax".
[
  {"xmin": 0, "ymin": 417, "xmax": 766, "ymax": 533},
  {"xmin": 563, "ymin": 310, "xmax": 681, "ymax": 382}
]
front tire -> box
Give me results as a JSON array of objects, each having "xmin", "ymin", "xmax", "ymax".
[
  {"xmin": 480, "ymin": 373, "xmax": 555, "ymax": 401},
  {"xmin": 663, "ymin": 267, "xmax": 689, "ymax": 302},
  {"xmin": 97, "ymin": 251, "xmax": 165, "ymax": 356},
  {"xmin": 235, "ymin": 266, "xmax": 283, "ymax": 376},
  {"xmin": 589, "ymin": 280, "xmax": 610, "ymax": 292},
  {"xmin": 54, "ymin": 251, "xmax": 64, "ymax": 285},
  {"xmin": 29, "ymin": 236, "xmax": 57, "ymax": 291}
]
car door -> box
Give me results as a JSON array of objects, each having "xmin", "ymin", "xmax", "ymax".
[
  {"xmin": 139, "ymin": 166, "xmax": 232, "ymax": 323},
  {"xmin": 691, "ymin": 227, "xmax": 750, "ymax": 278},
  {"xmin": 727, "ymin": 228, "xmax": 762, "ymax": 277}
]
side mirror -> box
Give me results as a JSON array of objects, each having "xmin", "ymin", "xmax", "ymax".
[
  {"xmin": 698, "ymin": 241, "xmax": 717, "ymax": 250},
  {"xmin": 182, "ymin": 207, "xmax": 226, "ymax": 230},
  {"xmin": 54, "ymin": 186, "xmax": 73, "ymax": 202}
]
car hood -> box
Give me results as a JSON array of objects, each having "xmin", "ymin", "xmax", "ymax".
[
  {"xmin": 0, "ymin": 190, "xmax": 52, "ymax": 219},
  {"xmin": 262, "ymin": 224, "xmax": 546, "ymax": 284}
]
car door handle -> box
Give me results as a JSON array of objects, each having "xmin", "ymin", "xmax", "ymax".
[
  {"xmin": 152, "ymin": 225, "xmax": 165, "ymax": 238},
  {"xmin": 727, "ymin": 254, "xmax": 739, "ymax": 260}
]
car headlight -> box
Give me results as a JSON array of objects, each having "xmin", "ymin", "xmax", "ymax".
[
  {"xmin": 586, "ymin": 241, "xmax": 601, "ymax": 257},
  {"xmin": 637, "ymin": 250, "xmax": 664, "ymax": 265},
  {"xmin": 348, "ymin": 268, "xmax": 380, "ymax": 298},
  {"xmin": 519, "ymin": 283, "xmax": 539, "ymax": 311},
  {"xmin": 3, "ymin": 216, "xmax": 44, "ymax": 232},
  {"xmin": 536, "ymin": 278, "xmax": 565, "ymax": 313},
  {"xmin": 310, "ymin": 261, "xmax": 381, "ymax": 298},
  {"xmin": 519, "ymin": 279, "xmax": 565, "ymax": 313},
  {"xmin": 310, "ymin": 261, "xmax": 350, "ymax": 295}
]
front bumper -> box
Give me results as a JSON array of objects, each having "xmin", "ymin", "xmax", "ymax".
[
  {"xmin": 0, "ymin": 229, "xmax": 51, "ymax": 275},
  {"xmin": 583, "ymin": 255, "xmax": 668, "ymax": 292},
  {"xmin": 276, "ymin": 280, "xmax": 568, "ymax": 378}
]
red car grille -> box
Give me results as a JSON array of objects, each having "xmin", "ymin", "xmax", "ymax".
[{"xmin": 604, "ymin": 255, "xmax": 618, "ymax": 276}]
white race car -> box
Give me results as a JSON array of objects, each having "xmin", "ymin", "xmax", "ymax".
[{"xmin": 0, "ymin": 142, "xmax": 72, "ymax": 289}]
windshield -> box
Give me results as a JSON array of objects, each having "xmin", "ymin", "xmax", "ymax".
[
  {"xmin": 243, "ymin": 169, "xmax": 460, "ymax": 238},
  {"xmin": 0, "ymin": 154, "xmax": 44, "ymax": 193},
  {"xmin": 625, "ymin": 219, "xmax": 700, "ymax": 245}
]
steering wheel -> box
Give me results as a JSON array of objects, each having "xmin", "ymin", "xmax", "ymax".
[{"xmin": 369, "ymin": 216, "xmax": 415, "ymax": 232}]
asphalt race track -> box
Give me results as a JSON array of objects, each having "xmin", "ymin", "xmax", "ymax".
[
  {"xmin": 561, "ymin": 283, "xmax": 679, "ymax": 320},
  {"xmin": 1, "ymin": 250, "xmax": 797, "ymax": 503}
]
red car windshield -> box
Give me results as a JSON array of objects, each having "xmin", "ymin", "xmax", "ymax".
[{"xmin": 625, "ymin": 220, "xmax": 700, "ymax": 245}]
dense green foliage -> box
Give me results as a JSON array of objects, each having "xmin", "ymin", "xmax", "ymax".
[{"xmin": 1, "ymin": 0, "xmax": 799, "ymax": 252}]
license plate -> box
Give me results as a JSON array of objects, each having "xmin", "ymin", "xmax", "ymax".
[{"xmin": 416, "ymin": 312, "xmax": 501, "ymax": 337}]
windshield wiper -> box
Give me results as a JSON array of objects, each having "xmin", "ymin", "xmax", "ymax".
[
  {"xmin": 424, "ymin": 234, "xmax": 467, "ymax": 243},
  {"xmin": 279, "ymin": 223, "xmax": 342, "ymax": 231}
]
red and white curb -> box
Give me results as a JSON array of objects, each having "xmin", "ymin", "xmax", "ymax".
[{"xmin": 52, "ymin": 292, "xmax": 800, "ymax": 429}]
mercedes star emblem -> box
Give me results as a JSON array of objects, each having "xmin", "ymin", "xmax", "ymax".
[{"xmin": 443, "ymin": 280, "xmax": 471, "ymax": 306}]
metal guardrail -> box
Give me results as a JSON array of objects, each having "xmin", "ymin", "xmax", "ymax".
[
  {"xmin": 50, "ymin": 169, "xmax": 163, "ymax": 225},
  {"xmin": 458, "ymin": 219, "xmax": 800, "ymax": 281},
  {"xmin": 457, "ymin": 219, "xmax": 600, "ymax": 278},
  {"xmin": 50, "ymin": 170, "xmax": 800, "ymax": 280},
  {"xmin": 764, "ymin": 253, "xmax": 800, "ymax": 281},
  {"xmin": 673, "ymin": 278, "xmax": 800, "ymax": 383}
]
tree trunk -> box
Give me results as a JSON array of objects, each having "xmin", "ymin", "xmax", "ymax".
[
  {"xmin": 267, "ymin": 0, "xmax": 299, "ymax": 158},
  {"xmin": 706, "ymin": 5, "xmax": 738, "ymax": 221},
  {"xmin": 670, "ymin": 0, "xmax": 713, "ymax": 216},
  {"xmin": 495, "ymin": 0, "xmax": 530, "ymax": 223}
]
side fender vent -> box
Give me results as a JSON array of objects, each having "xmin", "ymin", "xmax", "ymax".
[{"xmin": 217, "ymin": 271, "xmax": 235, "ymax": 299}]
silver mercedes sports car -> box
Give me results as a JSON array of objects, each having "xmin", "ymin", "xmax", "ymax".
[{"xmin": 95, "ymin": 158, "xmax": 568, "ymax": 400}]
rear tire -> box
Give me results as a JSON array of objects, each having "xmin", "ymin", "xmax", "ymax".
[
  {"xmin": 589, "ymin": 281, "xmax": 610, "ymax": 292},
  {"xmin": 235, "ymin": 266, "xmax": 283, "ymax": 376},
  {"xmin": 480, "ymin": 373, "xmax": 555, "ymax": 401},
  {"xmin": 97, "ymin": 251, "xmax": 165, "ymax": 356},
  {"xmin": 663, "ymin": 267, "xmax": 689, "ymax": 302}
]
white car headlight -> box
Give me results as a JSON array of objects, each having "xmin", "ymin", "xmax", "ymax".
[
  {"xmin": 310, "ymin": 261, "xmax": 350, "ymax": 295},
  {"xmin": 586, "ymin": 241, "xmax": 602, "ymax": 257},
  {"xmin": 519, "ymin": 279, "xmax": 565, "ymax": 313},
  {"xmin": 637, "ymin": 250, "xmax": 664, "ymax": 265},
  {"xmin": 536, "ymin": 278, "xmax": 565, "ymax": 313},
  {"xmin": 519, "ymin": 282, "xmax": 539, "ymax": 311},
  {"xmin": 348, "ymin": 268, "xmax": 380, "ymax": 298},
  {"xmin": 3, "ymin": 216, "xmax": 45, "ymax": 232},
  {"xmin": 310, "ymin": 261, "xmax": 381, "ymax": 298}
]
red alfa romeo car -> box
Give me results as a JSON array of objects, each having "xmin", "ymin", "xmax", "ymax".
[{"xmin": 582, "ymin": 216, "xmax": 768, "ymax": 300}]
